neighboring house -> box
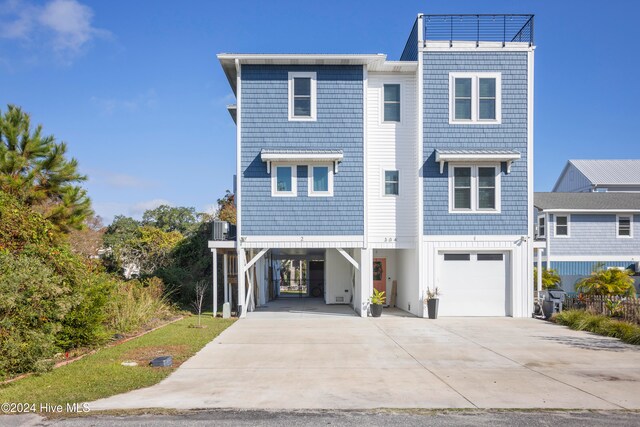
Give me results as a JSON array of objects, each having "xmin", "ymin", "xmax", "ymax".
[
  {"xmin": 534, "ymin": 192, "xmax": 640, "ymax": 292},
  {"xmin": 210, "ymin": 13, "xmax": 536, "ymax": 318},
  {"xmin": 553, "ymin": 160, "xmax": 640, "ymax": 193}
]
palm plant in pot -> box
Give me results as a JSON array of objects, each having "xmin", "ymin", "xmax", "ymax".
[
  {"xmin": 424, "ymin": 287, "xmax": 441, "ymax": 319},
  {"xmin": 369, "ymin": 289, "xmax": 386, "ymax": 317}
]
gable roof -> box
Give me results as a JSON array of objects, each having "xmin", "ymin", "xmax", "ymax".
[
  {"xmin": 557, "ymin": 160, "xmax": 640, "ymax": 189},
  {"xmin": 535, "ymin": 192, "xmax": 640, "ymax": 211}
]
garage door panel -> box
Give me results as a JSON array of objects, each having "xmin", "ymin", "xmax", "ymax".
[{"xmin": 437, "ymin": 252, "xmax": 509, "ymax": 317}]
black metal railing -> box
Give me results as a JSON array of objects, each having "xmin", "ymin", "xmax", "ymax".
[
  {"xmin": 400, "ymin": 18, "xmax": 419, "ymax": 61},
  {"xmin": 423, "ymin": 14, "xmax": 534, "ymax": 47}
]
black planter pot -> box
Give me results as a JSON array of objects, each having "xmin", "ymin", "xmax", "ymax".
[
  {"xmin": 370, "ymin": 303, "xmax": 383, "ymax": 317},
  {"xmin": 427, "ymin": 299, "xmax": 439, "ymax": 319}
]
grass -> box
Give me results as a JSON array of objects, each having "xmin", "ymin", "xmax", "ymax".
[
  {"xmin": 553, "ymin": 309, "xmax": 640, "ymax": 345},
  {"xmin": 0, "ymin": 314, "xmax": 235, "ymax": 408}
]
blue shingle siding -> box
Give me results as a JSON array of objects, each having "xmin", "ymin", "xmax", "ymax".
[
  {"xmin": 423, "ymin": 52, "xmax": 529, "ymax": 235},
  {"xmin": 240, "ymin": 65, "xmax": 364, "ymax": 236},
  {"xmin": 550, "ymin": 261, "xmax": 639, "ymax": 292},
  {"xmin": 548, "ymin": 214, "xmax": 640, "ymax": 256}
]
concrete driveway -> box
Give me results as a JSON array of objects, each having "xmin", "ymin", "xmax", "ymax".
[{"xmin": 91, "ymin": 299, "xmax": 640, "ymax": 410}]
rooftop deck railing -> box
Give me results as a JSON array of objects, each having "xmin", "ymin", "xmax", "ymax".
[
  {"xmin": 400, "ymin": 14, "xmax": 534, "ymax": 59},
  {"xmin": 424, "ymin": 14, "xmax": 534, "ymax": 47}
]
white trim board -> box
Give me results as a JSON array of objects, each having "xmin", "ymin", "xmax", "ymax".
[
  {"xmin": 548, "ymin": 256, "xmax": 640, "ymax": 262},
  {"xmin": 541, "ymin": 209, "xmax": 640, "ymax": 214},
  {"xmin": 424, "ymin": 235, "xmax": 528, "ymax": 242}
]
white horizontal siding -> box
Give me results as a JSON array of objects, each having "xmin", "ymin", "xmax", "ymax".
[{"xmin": 366, "ymin": 73, "xmax": 418, "ymax": 242}]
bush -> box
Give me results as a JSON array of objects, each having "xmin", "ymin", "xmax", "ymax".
[
  {"xmin": 554, "ymin": 310, "xmax": 640, "ymax": 345},
  {"xmin": 0, "ymin": 253, "xmax": 72, "ymax": 379},
  {"xmin": 106, "ymin": 277, "xmax": 174, "ymax": 334}
]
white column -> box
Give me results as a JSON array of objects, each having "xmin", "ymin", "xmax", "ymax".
[
  {"xmin": 237, "ymin": 247, "xmax": 246, "ymax": 317},
  {"xmin": 536, "ymin": 248, "xmax": 543, "ymax": 295},
  {"xmin": 212, "ymin": 249, "xmax": 218, "ymax": 317},
  {"xmin": 223, "ymin": 252, "xmax": 229, "ymax": 303},
  {"xmin": 358, "ymin": 248, "xmax": 373, "ymax": 317}
]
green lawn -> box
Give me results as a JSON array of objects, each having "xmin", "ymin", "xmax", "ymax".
[{"xmin": 0, "ymin": 315, "xmax": 235, "ymax": 407}]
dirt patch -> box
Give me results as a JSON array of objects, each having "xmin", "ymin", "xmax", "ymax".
[{"xmin": 122, "ymin": 345, "xmax": 189, "ymax": 367}]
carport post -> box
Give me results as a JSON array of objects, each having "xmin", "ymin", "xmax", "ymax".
[
  {"xmin": 223, "ymin": 252, "xmax": 229, "ymax": 303},
  {"xmin": 536, "ymin": 248, "xmax": 543, "ymax": 295},
  {"xmin": 212, "ymin": 249, "xmax": 218, "ymax": 317}
]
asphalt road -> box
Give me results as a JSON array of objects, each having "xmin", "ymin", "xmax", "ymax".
[{"xmin": 4, "ymin": 410, "xmax": 640, "ymax": 426}]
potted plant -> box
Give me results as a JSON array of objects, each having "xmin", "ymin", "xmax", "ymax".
[
  {"xmin": 424, "ymin": 287, "xmax": 440, "ymax": 319},
  {"xmin": 369, "ymin": 289, "xmax": 386, "ymax": 317}
]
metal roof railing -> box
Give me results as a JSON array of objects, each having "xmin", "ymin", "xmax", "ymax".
[{"xmin": 423, "ymin": 14, "xmax": 534, "ymax": 47}]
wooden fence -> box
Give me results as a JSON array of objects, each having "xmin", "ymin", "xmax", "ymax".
[{"xmin": 564, "ymin": 294, "xmax": 640, "ymax": 324}]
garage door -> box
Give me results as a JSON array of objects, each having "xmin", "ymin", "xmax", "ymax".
[{"xmin": 437, "ymin": 252, "xmax": 510, "ymax": 316}]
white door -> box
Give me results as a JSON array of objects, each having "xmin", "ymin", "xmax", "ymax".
[{"xmin": 437, "ymin": 252, "xmax": 510, "ymax": 316}]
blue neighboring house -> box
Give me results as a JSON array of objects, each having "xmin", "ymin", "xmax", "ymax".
[
  {"xmin": 210, "ymin": 13, "xmax": 536, "ymax": 318},
  {"xmin": 534, "ymin": 160, "xmax": 640, "ymax": 292}
]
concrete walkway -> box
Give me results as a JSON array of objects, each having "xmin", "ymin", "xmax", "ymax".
[{"xmin": 91, "ymin": 299, "xmax": 640, "ymax": 410}]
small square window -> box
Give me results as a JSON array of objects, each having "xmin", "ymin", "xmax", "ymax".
[
  {"xmin": 383, "ymin": 84, "xmax": 401, "ymax": 122},
  {"xmin": 556, "ymin": 216, "xmax": 569, "ymax": 236},
  {"xmin": 449, "ymin": 164, "xmax": 501, "ymax": 213},
  {"xmin": 384, "ymin": 170, "xmax": 399, "ymax": 195},
  {"xmin": 272, "ymin": 165, "xmax": 297, "ymax": 197},
  {"xmin": 308, "ymin": 164, "xmax": 333, "ymax": 197},
  {"xmin": 618, "ymin": 216, "xmax": 632, "ymax": 238}
]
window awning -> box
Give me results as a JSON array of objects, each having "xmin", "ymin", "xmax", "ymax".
[
  {"xmin": 435, "ymin": 149, "xmax": 521, "ymax": 174},
  {"xmin": 260, "ymin": 149, "xmax": 344, "ymax": 173}
]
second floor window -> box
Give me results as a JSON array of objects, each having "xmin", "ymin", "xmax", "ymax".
[
  {"xmin": 384, "ymin": 170, "xmax": 399, "ymax": 195},
  {"xmin": 555, "ymin": 215, "xmax": 569, "ymax": 237},
  {"xmin": 538, "ymin": 216, "xmax": 545, "ymax": 237},
  {"xmin": 449, "ymin": 164, "xmax": 501, "ymax": 213},
  {"xmin": 450, "ymin": 72, "xmax": 502, "ymax": 124},
  {"xmin": 383, "ymin": 84, "xmax": 401, "ymax": 122},
  {"xmin": 309, "ymin": 165, "xmax": 333, "ymax": 197},
  {"xmin": 272, "ymin": 165, "xmax": 297, "ymax": 197},
  {"xmin": 289, "ymin": 72, "xmax": 317, "ymax": 121}
]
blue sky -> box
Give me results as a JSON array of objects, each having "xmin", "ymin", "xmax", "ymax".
[{"xmin": 1, "ymin": 0, "xmax": 638, "ymax": 223}]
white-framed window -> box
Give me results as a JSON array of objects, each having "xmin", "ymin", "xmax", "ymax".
[
  {"xmin": 448, "ymin": 164, "xmax": 501, "ymax": 213},
  {"xmin": 271, "ymin": 164, "xmax": 297, "ymax": 197},
  {"xmin": 383, "ymin": 170, "xmax": 399, "ymax": 195},
  {"xmin": 288, "ymin": 72, "xmax": 317, "ymax": 121},
  {"xmin": 537, "ymin": 215, "xmax": 546, "ymax": 238},
  {"xmin": 617, "ymin": 215, "xmax": 633, "ymax": 238},
  {"xmin": 308, "ymin": 164, "xmax": 333, "ymax": 197},
  {"xmin": 555, "ymin": 215, "xmax": 569, "ymax": 237},
  {"xmin": 383, "ymin": 84, "xmax": 401, "ymax": 122},
  {"xmin": 449, "ymin": 72, "xmax": 502, "ymax": 124}
]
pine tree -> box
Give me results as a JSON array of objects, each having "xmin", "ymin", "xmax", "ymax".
[{"xmin": 0, "ymin": 105, "xmax": 92, "ymax": 233}]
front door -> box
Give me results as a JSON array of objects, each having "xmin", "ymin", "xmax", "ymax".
[{"xmin": 373, "ymin": 258, "xmax": 386, "ymax": 295}]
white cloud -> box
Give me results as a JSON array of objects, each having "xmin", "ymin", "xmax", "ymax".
[
  {"xmin": 0, "ymin": 0, "xmax": 109, "ymax": 60},
  {"xmin": 90, "ymin": 89, "xmax": 158, "ymax": 115}
]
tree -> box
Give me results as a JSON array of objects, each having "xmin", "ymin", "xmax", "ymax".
[
  {"xmin": 142, "ymin": 205, "xmax": 197, "ymax": 235},
  {"xmin": 533, "ymin": 267, "xmax": 561, "ymax": 290},
  {"xmin": 576, "ymin": 266, "xmax": 635, "ymax": 297},
  {"xmin": 216, "ymin": 191, "xmax": 236, "ymax": 224},
  {"xmin": 67, "ymin": 215, "xmax": 106, "ymax": 259},
  {"xmin": 0, "ymin": 105, "xmax": 92, "ymax": 233},
  {"xmin": 191, "ymin": 280, "xmax": 208, "ymax": 327}
]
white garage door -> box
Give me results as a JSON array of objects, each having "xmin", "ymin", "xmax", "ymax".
[{"xmin": 437, "ymin": 252, "xmax": 510, "ymax": 316}]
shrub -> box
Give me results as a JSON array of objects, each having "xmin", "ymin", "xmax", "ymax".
[
  {"xmin": 554, "ymin": 310, "xmax": 640, "ymax": 345},
  {"xmin": 0, "ymin": 253, "xmax": 72, "ymax": 379}
]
